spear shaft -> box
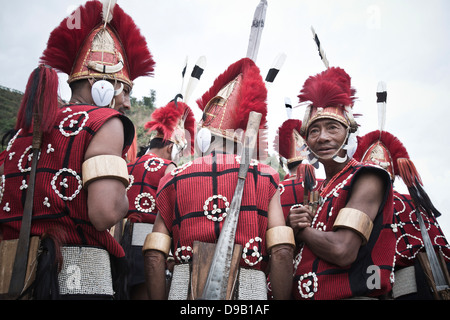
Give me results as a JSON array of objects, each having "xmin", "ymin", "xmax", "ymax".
[{"xmin": 201, "ymin": 111, "xmax": 262, "ymax": 300}]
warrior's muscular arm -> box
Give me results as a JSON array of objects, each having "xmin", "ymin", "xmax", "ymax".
[
  {"xmin": 143, "ymin": 213, "xmax": 169, "ymax": 300},
  {"xmin": 296, "ymin": 171, "xmax": 386, "ymax": 267},
  {"xmin": 84, "ymin": 117, "xmax": 129, "ymax": 231},
  {"xmin": 267, "ymin": 190, "xmax": 294, "ymax": 300}
]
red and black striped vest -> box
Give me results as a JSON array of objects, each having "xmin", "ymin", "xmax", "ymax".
[
  {"xmin": 292, "ymin": 159, "xmax": 395, "ymax": 299},
  {"xmin": 0, "ymin": 104, "xmax": 133, "ymax": 258},
  {"xmin": 127, "ymin": 153, "xmax": 174, "ymax": 224},
  {"xmin": 156, "ymin": 151, "xmax": 279, "ymax": 271},
  {"xmin": 279, "ymin": 176, "xmax": 323, "ymax": 220}
]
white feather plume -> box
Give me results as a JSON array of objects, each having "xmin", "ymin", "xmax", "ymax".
[
  {"xmin": 377, "ymin": 81, "xmax": 387, "ymax": 132},
  {"xmin": 183, "ymin": 56, "xmax": 207, "ymax": 104},
  {"xmin": 179, "ymin": 56, "xmax": 188, "ymax": 98},
  {"xmin": 284, "ymin": 97, "xmax": 292, "ymax": 119},
  {"xmin": 102, "ymin": 0, "xmax": 117, "ymax": 26},
  {"xmin": 311, "ymin": 26, "xmax": 329, "ymax": 69},
  {"xmin": 265, "ymin": 52, "xmax": 287, "ymax": 85}
]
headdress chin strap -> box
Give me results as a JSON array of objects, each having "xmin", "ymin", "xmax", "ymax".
[
  {"xmin": 302, "ymin": 101, "xmax": 359, "ymax": 167},
  {"xmin": 345, "ymin": 105, "xmax": 359, "ymax": 134},
  {"xmin": 305, "ymin": 127, "xmax": 355, "ymax": 167},
  {"xmin": 108, "ymin": 80, "xmax": 124, "ymax": 109}
]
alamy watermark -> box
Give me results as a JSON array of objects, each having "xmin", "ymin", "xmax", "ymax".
[
  {"xmin": 366, "ymin": 4, "xmax": 382, "ymax": 30},
  {"xmin": 366, "ymin": 265, "xmax": 381, "ymax": 290},
  {"xmin": 66, "ymin": 5, "xmax": 81, "ymax": 30}
]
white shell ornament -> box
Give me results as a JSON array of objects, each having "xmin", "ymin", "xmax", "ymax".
[
  {"xmin": 196, "ymin": 127, "xmax": 211, "ymax": 153},
  {"xmin": 91, "ymin": 80, "xmax": 114, "ymax": 107}
]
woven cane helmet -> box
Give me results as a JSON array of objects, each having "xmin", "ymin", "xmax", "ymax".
[{"xmin": 40, "ymin": 0, "xmax": 155, "ymax": 89}]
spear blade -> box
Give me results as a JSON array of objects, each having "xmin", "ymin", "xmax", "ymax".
[{"xmin": 246, "ymin": 0, "xmax": 268, "ymax": 62}]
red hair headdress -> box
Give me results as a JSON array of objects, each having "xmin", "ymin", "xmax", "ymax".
[
  {"xmin": 196, "ymin": 58, "xmax": 268, "ymax": 158},
  {"xmin": 40, "ymin": 0, "xmax": 154, "ymax": 88},
  {"xmin": 353, "ymin": 81, "xmax": 407, "ymax": 181},
  {"xmin": 273, "ymin": 119, "xmax": 306, "ymax": 164},
  {"xmin": 354, "ymin": 82, "xmax": 441, "ymax": 217},
  {"xmin": 353, "ymin": 130, "xmax": 409, "ymax": 180},
  {"xmin": 298, "ymin": 67, "xmax": 358, "ymax": 138},
  {"xmin": 145, "ymin": 96, "xmax": 196, "ymax": 156},
  {"xmin": 15, "ymin": 65, "xmax": 59, "ymax": 135}
]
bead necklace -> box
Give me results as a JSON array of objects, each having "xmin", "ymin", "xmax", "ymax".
[
  {"xmin": 313, "ymin": 159, "xmax": 358, "ymax": 228},
  {"xmin": 319, "ymin": 159, "xmax": 357, "ymax": 197}
]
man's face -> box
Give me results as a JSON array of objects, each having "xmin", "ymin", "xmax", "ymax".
[
  {"xmin": 112, "ymin": 82, "xmax": 131, "ymax": 115},
  {"xmin": 306, "ymin": 119, "xmax": 348, "ymax": 160}
]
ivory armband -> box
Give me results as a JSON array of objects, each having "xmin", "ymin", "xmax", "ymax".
[
  {"xmin": 82, "ymin": 155, "xmax": 129, "ymax": 188},
  {"xmin": 333, "ymin": 208, "xmax": 373, "ymax": 245},
  {"xmin": 266, "ymin": 226, "xmax": 295, "ymax": 253},
  {"xmin": 142, "ymin": 232, "xmax": 172, "ymax": 257}
]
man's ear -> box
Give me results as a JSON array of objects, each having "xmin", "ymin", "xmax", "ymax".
[{"xmin": 167, "ymin": 143, "xmax": 174, "ymax": 157}]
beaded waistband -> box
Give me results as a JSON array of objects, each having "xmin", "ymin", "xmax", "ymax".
[
  {"xmin": 58, "ymin": 246, "xmax": 113, "ymax": 296},
  {"xmin": 168, "ymin": 264, "xmax": 267, "ymax": 300}
]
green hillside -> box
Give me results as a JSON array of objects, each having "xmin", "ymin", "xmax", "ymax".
[{"xmin": 0, "ymin": 85, "xmax": 23, "ymax": 150}]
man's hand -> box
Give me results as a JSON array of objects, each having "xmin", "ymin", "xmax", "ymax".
[{"xmin": 287, "ymin": 205, "xmax": 314, "ymax": 242}]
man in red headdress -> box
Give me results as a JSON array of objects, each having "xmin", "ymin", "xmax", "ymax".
[
  {"xmin": 143, "ymin": 58, "xmax": 294, "ymax": 300},
  {"xmin": 274, "ymin": 119, "xmax": 319, "ymax": 220},
  {"xmin": 0, "ymin": 1, "xmax": 154, "ymax": 299},
  {"xmin": 354, "ymin": 130, "xmax": 450, "ymax": 299},
  {"xmin": 123, "ymin": 95, "xmax": 195, "ymax": 299},
  {"xmin": 288, "ymin": 67, "xmax": 395, "ymax": 300},
  {"xmin": 275, "ymin": 119, "xmax": 306, "ymax": 181}
]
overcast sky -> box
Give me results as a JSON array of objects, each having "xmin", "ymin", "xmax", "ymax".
[{"xmin": 1, "ymin": 0, "xmax": 449, "ymax": 236}]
